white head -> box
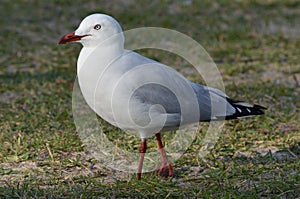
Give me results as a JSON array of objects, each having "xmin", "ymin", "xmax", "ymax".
[{"xmin": 59, "ymin": 14, "xmax": 124, "ymax": 47}]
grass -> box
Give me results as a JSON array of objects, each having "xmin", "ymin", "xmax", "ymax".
[{"xmin": 0, "ymin": 0, "xmax": 299, "ymax": 198}]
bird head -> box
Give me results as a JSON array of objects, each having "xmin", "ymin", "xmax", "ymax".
[{"xmin": 58, "ymin": 14, "xmax": 123, "ymax": 47}]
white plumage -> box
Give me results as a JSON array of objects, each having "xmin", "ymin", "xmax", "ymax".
[{"xmin": 59, "ymin": 13, "xmax": 265, "ymax": 179}]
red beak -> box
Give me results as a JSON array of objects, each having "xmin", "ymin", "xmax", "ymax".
[{"xmin": 58, "ymin": 31, "xmax": 88, "ymax": 44}]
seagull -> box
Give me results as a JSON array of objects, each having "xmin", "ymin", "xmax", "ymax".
[{"xmin": 58, "ymin": 13, "xmax": 266, "ymax": 180}]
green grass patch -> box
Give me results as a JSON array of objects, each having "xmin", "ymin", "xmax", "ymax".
[{"xmin": 0, "ymin": 0, "xmax": 299, "ymax": 198}]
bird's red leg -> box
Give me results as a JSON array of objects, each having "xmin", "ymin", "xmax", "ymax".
[
  {"xmin": 137, "ymin": 138, "xmax": 146, "ymax": 180},
  {"xmin": 155, "ymin": 133, "xmax": 173, "ymax": 177}
]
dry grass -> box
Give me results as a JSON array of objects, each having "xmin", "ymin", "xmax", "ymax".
[{"xmin": 0, "ymin": 0, "xmax": 299, "ymax": 198}]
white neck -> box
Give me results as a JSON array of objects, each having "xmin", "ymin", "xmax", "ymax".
[{"xmin": 77, "ymin": 41, "xmax": 124, "ymax": 74}]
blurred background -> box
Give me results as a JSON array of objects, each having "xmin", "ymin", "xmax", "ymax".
[{"xmin": 0, "ymin": 0, "xmax": 299, "ymax": 198}]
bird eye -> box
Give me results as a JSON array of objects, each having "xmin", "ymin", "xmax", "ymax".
[{"xmin": 94, "ymin": 24, "xmax": 101, "ymax": 30}]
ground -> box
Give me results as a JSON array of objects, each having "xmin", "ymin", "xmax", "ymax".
[{"xmin": 0, "ymin": 0, "xmax": 299, "ymax": 198}]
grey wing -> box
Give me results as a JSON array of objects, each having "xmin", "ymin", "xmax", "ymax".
[
  {"xmin": 190, "ymin": 82, "xmax": 265, "ymax": 121},
  {"xmin": 190, "ymin": 82, "xmax": 236, "ymax": 121},
  {"xmin": 130, "ymin": 83, "xmax": 182, "ymax": 128},
  {"xmin": 130, "ymin": 82, "xmax": 221, "ymax": 127},
  {"xmin": 130, "ymin": 76, "xmax": 240, "ymax": 127}
]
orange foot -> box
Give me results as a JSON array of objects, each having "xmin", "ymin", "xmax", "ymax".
[{"xmin": 157, "ymin": 162, "xmax": 173, "ymax": 177}]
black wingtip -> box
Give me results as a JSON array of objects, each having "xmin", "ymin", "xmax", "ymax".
[
  {"xmin": 253, "ymin": 104, "xmax": 267, "ymax": 110},
  {"xmin": 225, "ymin": 98, "xmax": 266, "ymax": 120}
]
